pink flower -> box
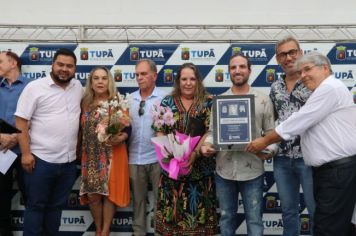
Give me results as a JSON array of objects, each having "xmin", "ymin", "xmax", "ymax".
[
  {"xmin": 151, "ymin": 110, "xmax": 160, "ymax": 119},
  {"xmin": 96, "ymin": 123, "xmax": 107, "ymax": 134},
  {"xmin": 120, "ymin": 115, "xmax": 131, "ymax": 127},
  {"xmin": 151, "ymin": 104, "xmax": 176, "ymax": 133},
  {"xmin": 154, "ymin": 119, "xmax": 164, "ymax": 128},
  {"xmin": 163, "ymin": 110, "xmax": 175, "ymax": 126}
]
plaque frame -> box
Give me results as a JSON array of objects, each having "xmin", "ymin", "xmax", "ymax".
[{"xmin": 212, "ymin": 95, "xmax": 256, "ymax": 151}]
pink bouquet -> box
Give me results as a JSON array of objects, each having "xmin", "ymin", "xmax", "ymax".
[
  {"xmin": 150, "ymin": 102, "xmax": 177, "ymax": 134},
  {"xmin": 151, "ymin": 131, "xmax": 201, "ymax": 180},
  {"xmin": 95, "ymin": 93, "xmax": 130, "ymax": 142}
]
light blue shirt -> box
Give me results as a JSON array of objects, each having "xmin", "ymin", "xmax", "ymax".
[
  {"xmin": 0, "ymin": 75, "xmax": 32, "ymax": 154},
  {"xmin": 128, "ymin": 87, "xmax": 167, "ymax": 165}
]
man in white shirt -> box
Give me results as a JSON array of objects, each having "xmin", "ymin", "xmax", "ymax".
[
  {"xmin": 128, "ymin": 59, "xmax": 166, "ymax": 236},
  {"xmin": 15, "ymin": 48, "xmax": 83, "ymax": 236},
  {"xmin": 246, "ymin": 51, "xmax": 356, "ymax": 236}
]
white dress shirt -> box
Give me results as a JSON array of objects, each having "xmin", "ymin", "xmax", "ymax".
[
  {"xmin": 276, "ymin": 75, "xmax": 356, "ymax": 167},
  {"xmin": 15, "ymin": 76, "xmax": 83, "ymax": 163},
  {"xmin": 128, "ymin": 87, "xmax": 167, "ymax": 165}
]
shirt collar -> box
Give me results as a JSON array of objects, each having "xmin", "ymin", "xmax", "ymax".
[
  {"xmin": 227, "ymin": 86, "xmax": 260, "ymax": 97},
  {"xmin": 280, "ymin": 74, "xmax": 303, "ymax": 86},
  {"xmin": 46, "ymin": 74, "xmax": 75, "ymax": 89},
  {"xmin": 133, "ymin": 86, "xmax": 159, "ymax": 100},
  {"xmin": 16, "ymin": 75, "xmax": 27, "ymax": 83},
  {"xmin": 0, "ymin": 77, "xmax": 5, "ymax": 87},
  {"xmin": 151, "ymin": 86, "xmax": 162, "ymax": 97},
  {"xmin": 0, "ymin": 75, "xmax": 26, "ymax": 87}
]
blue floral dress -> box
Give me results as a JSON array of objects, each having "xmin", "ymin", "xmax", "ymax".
[{"xmin": 154, "ymin": 95, "xmax": 217, "ymax": 236}]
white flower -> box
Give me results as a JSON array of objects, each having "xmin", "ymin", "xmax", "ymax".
[
  {"xmin": 100, "ymin": 101, "xmax": 109, "ymax": 109},
  {"xmin": 110, "ymin": 99, "xmax": 119, "ymax": 108}
]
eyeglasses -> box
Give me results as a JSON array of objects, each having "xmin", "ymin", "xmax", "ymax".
[
  {"xmin": 296, "ymin": 65, "xmax": 319, "ymax": 76},
  {"xmin": 276, "ymin": 49, "xmax": 299, "ymax": 60},
  {"xmin": 138, "ymin": 100, "xmax": 145, "ymax": 116}
]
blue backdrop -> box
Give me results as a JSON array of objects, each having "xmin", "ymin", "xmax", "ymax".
[{"xmin": 4, "ymin": 42, "xmax": 356, "ymax": 235}]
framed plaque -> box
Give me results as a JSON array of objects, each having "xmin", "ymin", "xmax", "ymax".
[{"xmin": 212, "ymin": 95, "xmax": 256, "ymax": 151}]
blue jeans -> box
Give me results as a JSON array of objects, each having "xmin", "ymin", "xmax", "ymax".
[
  {"xmin": 215, "ymin": 173, "xmax": 264, "ymax": 236},
  {"xmin": 273, "ymin": 156, "xmax": 315, "ymax": 236},
  {"xmin": 23, "ymin": 157, "xmax": 77, "ymax": 236}
]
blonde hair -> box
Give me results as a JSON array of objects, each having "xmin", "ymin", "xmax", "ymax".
[
  {"xmin": 171, "ymin": 62, "xmax": 208, "ymax": 106},
  {"xmin": 82, "ymin": 66, "xmax": 117, "ymax": 110}
]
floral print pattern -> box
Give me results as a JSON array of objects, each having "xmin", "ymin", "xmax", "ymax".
[
  {"xmin": 155, "ymin": 95, "xmax": 217, "ymax": 236},
  {"xmin": 79, "ymin": 109, "xmax": 112, "ymax": 201},
  {"xmin": 270, "ymin": 77, "xmax": 312, "ymax": 158}
]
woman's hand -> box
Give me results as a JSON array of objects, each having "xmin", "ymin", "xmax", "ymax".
[
  {"xmin": 183, "ymin": 149, "xmax": 199, "ymax": 173},
  {"xmin": 106, "ymin": 132, "xmax": 128, "ymax": 146},
  {"xmin": 200, "ymin": 143, "xmax": 216, "ymax": 157}
]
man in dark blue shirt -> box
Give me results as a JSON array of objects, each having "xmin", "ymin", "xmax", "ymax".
[{"xmin": 0, "ymin": 51, "xmax": 31, "ymax": 236}]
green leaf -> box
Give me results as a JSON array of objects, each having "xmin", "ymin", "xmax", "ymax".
[{"xmin": 106, "ymin": 124, "xmax": 119, "ymax": 135}]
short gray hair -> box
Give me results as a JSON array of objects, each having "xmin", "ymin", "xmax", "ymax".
[
  {"xmin": 275, "ymin": 36, "xmax": 301, "ymax": 53},
  {"xmin": 295, "ymin": 51, "xmax": 332, "ymax": 73},
  {"xmin": 135, "ymin": 59, "xmax": 157, "ymax": 73}
]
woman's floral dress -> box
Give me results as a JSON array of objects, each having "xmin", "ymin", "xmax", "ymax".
[
  {"xmin": 79, "ymin": 109, "xmax": 112, "ymax": 202},
  {"xmin": 154, "ymin": 95, "xmax": 217, "ymax": 236}
]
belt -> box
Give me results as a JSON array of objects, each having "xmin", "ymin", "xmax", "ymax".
[{"xmin": 317, "ymin": 154, "xmax": 356, "ymax": 170}]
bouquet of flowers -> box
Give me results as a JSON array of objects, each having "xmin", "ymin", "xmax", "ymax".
[
  {"xmin": 95, "ymin": 93, "xmax": 130, "ymax": 142},
  {"xmin": 151, "ymin": 131, "xmax": 201, "ymax": 180},
  {"xmin": 151, "ymin": 103, "xmax": 200, "ymax": 179}
]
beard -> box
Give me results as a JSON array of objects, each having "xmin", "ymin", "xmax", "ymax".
[
  {"xmin": 50, "ymin": 71, "xmax": 73, "ymax": 85},
  {"xmin": 231, "ymin": 74, "xmax": 249, "ymax": 87}
]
